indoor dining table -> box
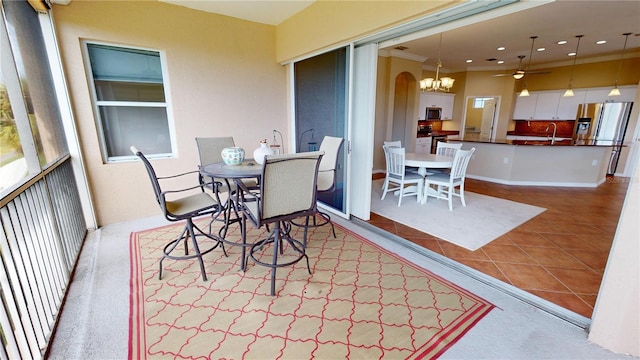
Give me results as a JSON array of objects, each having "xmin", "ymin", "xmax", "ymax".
[
  {"xmin": 404, "ymin": 152, "xmax": 454, "ymax": 203},
  {"xmin": 200, "ymin": 159, "xmax": 262, "ymax": 271}
]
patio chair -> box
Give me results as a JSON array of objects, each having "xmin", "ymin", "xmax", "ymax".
[
  {"xmin": 290, "ymin": 136, "xmax": 344, "ymax": 238},
  {"xmin": 381, "ymin": 147, "xmax": 424, "ymax": 206},
  {"xmin": 131, "ymin": 146, "xmax": 226, "ymax": 281},
  {"xmin": 237, "ymin": 151, "xmax": 324, "ymax": 296},
  {"xmin": 195, "ymin": 136, "xmax": 258, "ymax": 194},
  {"xmin": 424, "ymin": 147, "xmax": 476, "ymax": 211}
]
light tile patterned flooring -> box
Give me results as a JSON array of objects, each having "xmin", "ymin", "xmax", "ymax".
[{"xmin": 367, "ymin": 175, "xmax": 630, "ymax": 318}]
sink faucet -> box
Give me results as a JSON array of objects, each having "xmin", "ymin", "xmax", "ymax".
[{"xmin": 546, "ymin": 122, "xmax": 557, "ymax": 145}]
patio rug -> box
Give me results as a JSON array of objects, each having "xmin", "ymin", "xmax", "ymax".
[
  {"xmin": 371, "ymin": 179, "xmax": 546, "ymax": 251},
  {"xmin": 129, "ymin": 217, "xmax": 494, "ymax": 359}
]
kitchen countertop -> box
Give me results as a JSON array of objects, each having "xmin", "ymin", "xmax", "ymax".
[
  {"xmin": 453, "ymin": 138, "xmax": 623, "ymax": 147},
  {"xmin": 417, "ymin": 130, "xmax": 460, "ymax": 138}
]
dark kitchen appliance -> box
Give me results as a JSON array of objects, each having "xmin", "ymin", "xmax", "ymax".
[
  {"xmin": 431, "ymin": 135, "xmax": 447, "ymax": 154},
  {"xmin": 417, "ymin": 123, "xmax": 432, "ymax": 135},
  {"xmin": 426, "ymin": 107, "xmax": 442, "ymax": 121},
  {"xmin": 574, "ymin": 102, "xmax": 634, "ymax": 175}
]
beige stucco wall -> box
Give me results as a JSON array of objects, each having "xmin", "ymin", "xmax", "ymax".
[
  {"xmin": 276, "ymin": 0, "xmax": 459, "ymax": 63},
  {"xmin": 52, "ymin": 1, "xmax": 288, "ymax": 225}
]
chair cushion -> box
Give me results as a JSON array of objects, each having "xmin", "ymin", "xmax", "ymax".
[
  {"xmin": 165, "ymin": 192, "xmax": 218, "ymax": 216},
  {"xmin": 425, "ymin": 172, "xmax": 453, "ymax": 183}
]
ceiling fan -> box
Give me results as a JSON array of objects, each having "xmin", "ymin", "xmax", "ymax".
[{"xmin": 492, "ymin": 36, "xmax": 551, "ymax": 79}]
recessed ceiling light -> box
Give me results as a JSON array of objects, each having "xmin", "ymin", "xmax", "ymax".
[
  {"xmin": 466, "ymin": 59, "xmax": 473, "ymax": 63},
  {"xmin": 557, "ymin": 40, "xmax": 568, "ymax": 45},
  {"xmin": 497, "ymin": 60, "xmax": 504, "ymax": 64},
  {"xmin": 568, "ymin": 52, "xmax": 577, "ymax": 56},
  {"xmin": 497, "ymin": 46, "xmax": 505, "ymax": 51},
  {"xmin": 596, "ymin": 40, "xmax": 607, "ymax": 45},
  {"xmin": 537, "ymin": 47, "xmax": 545, "ymax": 52}
]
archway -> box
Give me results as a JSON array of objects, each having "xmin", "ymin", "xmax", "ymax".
[{"xmin": 392, "ymin": 72, "xmax": 418, "ymax": 150}]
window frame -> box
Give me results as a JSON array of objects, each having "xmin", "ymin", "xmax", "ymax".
[{"xmin": 82, "ymin": 41, "xmax": 176, "ymax": 163}]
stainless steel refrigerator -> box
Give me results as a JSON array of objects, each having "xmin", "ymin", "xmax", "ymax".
[{"xmin": 574, "ymin": 102, "xmax": 634, "ymax": 175}]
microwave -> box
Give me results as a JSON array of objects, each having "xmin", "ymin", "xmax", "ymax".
[{"xmin": 426, "ymin": 107, "xmax": 442, "ymax": 120}]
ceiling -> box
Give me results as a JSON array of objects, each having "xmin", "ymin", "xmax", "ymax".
[
  {"xmin": 159, "ymin": 0, "xmax": 315, "ymax": 26},
  {"xmin": 161, "ymin": 0, "xmax": 639, "ymax": 74}
]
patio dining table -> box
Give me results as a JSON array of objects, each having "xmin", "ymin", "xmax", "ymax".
[{"xmin": 200, "ymin": 159, "xmax": 262, "ymax": 271}]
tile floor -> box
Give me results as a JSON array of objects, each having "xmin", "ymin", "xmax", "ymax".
[{"xmin": 367, "ymin": 174, "xmax": 630, "ymax": 318}]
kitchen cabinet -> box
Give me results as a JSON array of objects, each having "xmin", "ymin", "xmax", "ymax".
[
  {"xmin": 513, "ymin": 93, "xmax": 538, "ymax": 120},
  {"xmin": 420, "ymin": 93, "xmax": 455, "ymax": 120},
  {"xmin": 556, "ymin": 90, "xmax": 586, "ymax": 119},
  {"xmin": 533, "ymin": 92, "xmax": 562, "ymax": 119},
  {"xmin": 513, "ymin": 90, "xmax": 584, "ymax": 120},
  {"xmin": 418, "ymin": 93, "xmax": 428, "ymax": 120},
  {"xmin": 415, "ymin": 137, "xmax": 432, "ymax": 153},
  {"xmin": 584, "ymin": 86, "xmax": 637, "ymax": 103}
]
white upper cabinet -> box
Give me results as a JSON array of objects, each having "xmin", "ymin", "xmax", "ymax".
[
  {"xmin": 512, "ymin": 86, "xmax": 637, "ymax": 121},
  {"xmin": 532, "ymin": 90, "xmax": 585, "ymax": 120},
  {"xmin": 440, "ymin": 94, "xmax": 455, "ymax": 120},
  {"xmin": 584, "ymin": 86, "xmax": 637, "ymax": 103},
  {"xmin": 420, "ymin": 93, "xmax": 455, "ymax": 120},
  {"xmin": 513, "ymin": 93, "xmax": 538, "ymax": 120},
  {"xmin": 556, "ymin": 90, "xmax": 586, "ymax": 119},
  {"xmin": 532, "ymin": 92, "xmax": 562, "ymax": 119},
  {"xmin": 418, "ymin": 93, "xmax": 428, "ymax": 120}
]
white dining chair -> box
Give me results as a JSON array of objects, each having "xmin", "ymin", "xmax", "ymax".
[
  {"xmin": 424, "ymin": 147, "xmax": 476, "ymax": 211},
  {"xmin": 430, "ymin": 141, "xmax": 463, "ymax": 174},
  {"xmin": 383, "ymin": 140, "xmax": 419, "ymax": 180},
  {"xmin": 436, "ymin": 141, "xmax": 463, "ymax": 157},
  {"xmin": 381, "ymin": 147, "xmax": 424, "ymax": 206}
]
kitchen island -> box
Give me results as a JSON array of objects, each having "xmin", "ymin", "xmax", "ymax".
[{"xmin": 453, "ymin": 139, "xmax": 618, "ymax": 187}]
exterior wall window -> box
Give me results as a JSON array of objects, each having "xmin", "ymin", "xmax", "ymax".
[{"xmin": 85, "ymin": 43, "xmax": 174, "ymax": 161}]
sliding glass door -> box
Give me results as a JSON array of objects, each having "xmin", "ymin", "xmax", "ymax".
[{"xmin": 293, "ymin": 47, "xmax": 349, "ymax": 215}]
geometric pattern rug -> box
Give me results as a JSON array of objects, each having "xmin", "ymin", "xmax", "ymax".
[{"xmin": 129, "ymin": 217, "xmax": 494, "ymax": 359}]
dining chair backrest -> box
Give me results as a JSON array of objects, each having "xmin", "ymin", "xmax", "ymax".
[
  {"xmin": 383, "ymin": 140, "xmax": 402, "ymax": 149},
  {"xmin": 259, "ymin": 151, "xmax": 324, "ymax": 223},
  {"xmin": 436, "ymin": 141, "xmax": 462, "ymax": 157},
  {"xmin": 386, "ymin": 147, "xmax": 407, "ymax": 178},
  {"xmin": 449, "ymin": 147, "xmax": 476, "ymax": 181},
  {"xmin": 131, "ymin": 146, "xmax": 164, "ymax": 208},
  {"xmin": 195, "ymin": 137, "xmax": 235, "ymax": 166},
  {"xmin": 317, "ymin": 136, "xmax": 344, "ymax": 192}
]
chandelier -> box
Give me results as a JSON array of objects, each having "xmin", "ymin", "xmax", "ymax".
[{"xmin": 420, "ymin": 34, "xmax": 455, "ymax": 92}]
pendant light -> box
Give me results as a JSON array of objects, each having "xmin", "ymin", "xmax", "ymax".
[
  {"xmin": 519, "ymin": 36, "xmax": 537, "ymax": 97},
  {"xmin": 608, "ymin": 32, "xmax": 632, "ymax": 96},
  {"xmin": 420, "ymin": 33, "xmax": 455, "ymax": 92},
  {"xmin": 563, "ymin": 35, "xmax": 583, "ymax": 97}
]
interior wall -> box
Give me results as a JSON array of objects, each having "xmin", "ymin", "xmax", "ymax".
[
  {"xmin": 392, "ymin": 74, "xmax": 409, "ymax": 146},
  {"xmin": 51, "ymin": 1, "xmax": 288, "ymax": 225},
  {"xmin": 275, "ymin": 1, "xmax": 456, "ymax": 63},
  {"xmin": 376, "ymin": 56, "xmax": 423, "ymax": 172},
  {"xmin": 373, "ymin": 56, "xmax": 390, "ymax": 172},
  {"xmin": 516, "ymin": 58, "xmax": 640, "ymax": 92}
]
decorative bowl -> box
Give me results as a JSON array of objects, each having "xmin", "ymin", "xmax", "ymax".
[{"xmin": 221, "ymin": 147, "xmax": 245, "ymax": 166}]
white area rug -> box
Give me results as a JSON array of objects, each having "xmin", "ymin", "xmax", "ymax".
[{"xmin": 371, "ymin": 179, "xmax": 546, "ymax": 251}]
